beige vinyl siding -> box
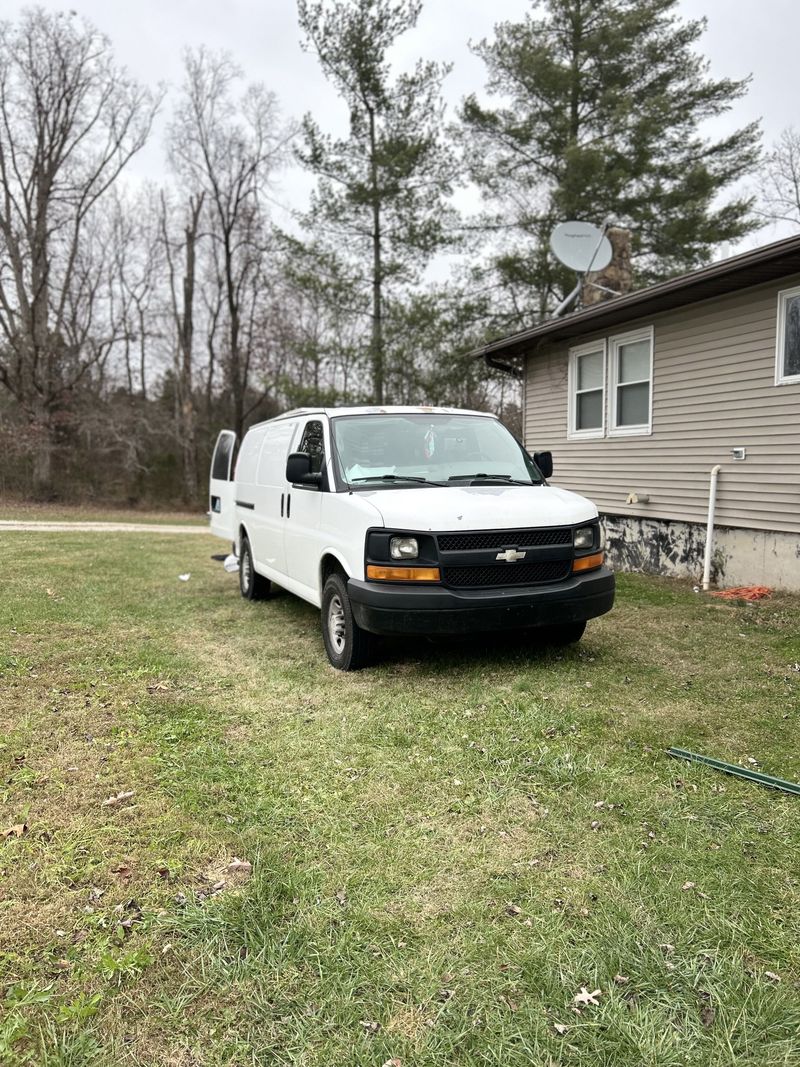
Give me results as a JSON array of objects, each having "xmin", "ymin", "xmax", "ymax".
[{"xmin": 524, "ymin": 274, "xmax": 800, "ymax": 534}]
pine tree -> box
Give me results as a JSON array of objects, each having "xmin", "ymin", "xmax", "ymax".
[
  {"xmin": 461, "ymin": 0, "xmax": 761, "ymax": 323},
  {"xmin": 297, "ymin": 0, "xmax": 457, "ymax": 403}
]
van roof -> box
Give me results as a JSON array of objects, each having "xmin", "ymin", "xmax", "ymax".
[{"xmin": 251, "ymin": 405, "xmax": 497, "ymax": 428}]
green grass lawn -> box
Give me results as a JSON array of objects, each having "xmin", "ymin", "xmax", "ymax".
[{"xmin": 1, "ymin": 532, "xmax": 799, "ymax": 1066}]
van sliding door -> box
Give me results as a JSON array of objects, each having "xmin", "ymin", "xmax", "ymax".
[{"xmin": 251, "ymin": 419, "xmax": 297, "ymax": 576}]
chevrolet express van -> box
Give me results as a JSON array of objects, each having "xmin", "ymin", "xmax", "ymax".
[{"xmin": 209, "ymin": 406, "xmax": 614, "ymax": 670}]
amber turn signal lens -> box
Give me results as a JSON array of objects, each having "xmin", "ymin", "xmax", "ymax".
[
  {"xmin": 366, "ymin": 565, "xmax": 441, "ymax": 582},
  {"xmin": 572, "ymin": 551, "xmax": 604, "ymax": 573}
]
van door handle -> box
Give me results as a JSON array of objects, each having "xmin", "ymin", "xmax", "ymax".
[
  {"xmin": 280, "ymin": 492, "xmax": 284, "ymax": 517},
  {"xmin": 287, "ymin": 493, "xmax": 291, "ymax": 519}
]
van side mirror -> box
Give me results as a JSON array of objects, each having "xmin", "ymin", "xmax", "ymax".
[
  {"xmin": 286, "ymin": 451, "xmax": 321, "ymax": 486},
  {"xmin": 534, "ymin": 450, "xmax": 553, "ymax": 479}
]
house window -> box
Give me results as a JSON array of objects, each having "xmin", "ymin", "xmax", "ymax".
[
  {"xmin": 610, "ymin": 328, "xmax": 653, "ymax": 435},
  {"xmin": 568, "ymin": 341, "xmax": 606, "ymax": 438},
  {"xmin": 776, "ymin": 285, "xmax": 800, "ymax": 384}
]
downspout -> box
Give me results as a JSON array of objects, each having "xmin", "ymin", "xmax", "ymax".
[{"xmin": 701, "ymin": 465, "xmax": 722, "ymax": 591}]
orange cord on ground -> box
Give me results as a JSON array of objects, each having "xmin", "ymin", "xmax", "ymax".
[{"xmin": 710, "ymin": 586, "xmax": 772, "ymax": 600}]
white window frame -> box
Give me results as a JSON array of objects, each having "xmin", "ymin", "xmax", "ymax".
[
  {"xmin": 608, "ymin": 326, "xmax": 653, "ymax": 437},
  {"xmin": 775, "ymin": 285, "xmax": 800, "ymax": 385},
  {"xmin": 568, "ymin": 339, "xmax": 607, "ymax": 440}
]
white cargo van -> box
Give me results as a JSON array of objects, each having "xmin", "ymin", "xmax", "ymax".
[{"xmin": 209, "ymin": 407, "xmax": 614, "ymax": 669}]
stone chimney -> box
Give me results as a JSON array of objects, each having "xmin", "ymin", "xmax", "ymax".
[{"xmin": 582, "ymin": 226, "xmax": 633, "ymax": 305}]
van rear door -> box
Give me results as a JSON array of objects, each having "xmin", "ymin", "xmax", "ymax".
[
  {"xmin": 252, "ymin": 418, "xmax": 298, "ymax": 576},
  {"xmin": 209, "ymin": 429, "xmax": 237, "ymax": 541}
]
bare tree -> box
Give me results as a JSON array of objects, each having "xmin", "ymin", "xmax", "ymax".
[
  {"xmin": 168, "ymin": 48, "xmax": 294, "ymax": 438},
  {"xmin": 159, "ymin": 189, "xmax": 205, "ymax": 501},
  {"xmin": 759, "ymin": 127, "xmax": 800, "ymax": 229},
  {"xmin": 0, "ymin": 9, "xmax": 161, "ymax": 490},
  {"xmin": 110, "ymin": 189, "xmax": 163, "ymax": 400}
]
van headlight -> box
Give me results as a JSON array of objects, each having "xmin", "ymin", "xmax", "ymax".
[
  {"xmin": 390, "ymin": 536, "xmax": 419, "ymax": 559},
  {"xmin": 574, "ymin": 526, "xmax": 595, "ymax": 550}
]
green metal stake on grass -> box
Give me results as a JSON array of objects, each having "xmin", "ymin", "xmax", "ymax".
[{"xmin": 667, "ymin": 747, "xmax": 800, "ymax": 796}]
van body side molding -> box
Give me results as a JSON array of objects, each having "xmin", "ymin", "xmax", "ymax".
[{"xmin": 236, "ymin": 500, "xmax": 255, "ymax": 510}]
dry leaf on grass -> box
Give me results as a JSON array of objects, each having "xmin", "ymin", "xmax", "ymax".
[
  {"xmin": 613, "ymin": 974, "xmax": 629, "ymax": 985},
  {"xmin": 573, "ymin": 986, "xmax": 602, "ymax": 1008},
  {"xmin": 382, "ymin": 1059, "xmax": 402, "ymax": 1066},
  {"xmin": 102, "ymin": 790, "xmax": 135, "ymax": 807},
  {"xmin": 226, "ymin": 858, "xmax": 252, "ymax": 875},
  {"xmin": 111, "ymin": 864, "xmax": 133, "ymax": 881},
  {"xmin": 764, "ymin": 971, "xmax": 781, "ymax": 983},
  {"xmin": 699, "ymin": 992, "xmax": 716, "ymax": 1028},
  {"xmin": 553, "ymin": 1023, "xmax": 569, "ymax": 1035},
  {"xmin": 2, "ymin": 823, "xmax": 28, "ymax": 840}
]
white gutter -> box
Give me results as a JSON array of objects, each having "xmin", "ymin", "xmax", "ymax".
[{"xmin": 701, "ymin": 465, "xmax": 722, "ymax": 591}]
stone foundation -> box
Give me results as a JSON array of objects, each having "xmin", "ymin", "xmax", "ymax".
[{"xmin": 602, "ymin": 513, "xmax": 800, "ymax": 592}]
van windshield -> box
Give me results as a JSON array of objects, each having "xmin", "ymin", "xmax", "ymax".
[{"xmin": 330, "ymin": 413, "xmax": 543, "ymax": 488}]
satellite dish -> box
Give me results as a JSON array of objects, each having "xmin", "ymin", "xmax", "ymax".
[{"xmin": 550, "ymin": 221, "xmax": 613, "ymax": 273}]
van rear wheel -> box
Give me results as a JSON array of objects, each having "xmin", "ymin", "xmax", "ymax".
[
  {"xmin": 321, "ymin": 573, "xmax": 373, "ymax": 670},
  {"xmin": 239, "ymin": 536, "xmax": 270, "ymax": 600}
]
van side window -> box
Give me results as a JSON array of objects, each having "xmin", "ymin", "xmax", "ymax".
[{"xmin": 298, "ymin": 420, "xmax": 326, "ymax": 474}]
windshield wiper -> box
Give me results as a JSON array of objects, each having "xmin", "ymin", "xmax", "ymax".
[
  {"xmin": 448, "ymin": 473, "xmax": 539, "ymax": 486},
  {"xmin": 352, "ymin": 474, "xmax": 434, "ymax": 485}
]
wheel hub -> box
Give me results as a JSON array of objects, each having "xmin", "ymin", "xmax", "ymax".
[{"xmin": 327, "ymin": 594, "xmax": 346, "ymax": 653}]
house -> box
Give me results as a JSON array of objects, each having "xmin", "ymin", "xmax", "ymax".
[{"xmin": 477, "ymin": 234, "xmax": 800, "ymax": 591}]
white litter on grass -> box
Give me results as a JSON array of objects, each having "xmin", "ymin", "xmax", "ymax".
[
  {"xmin": 178, "ymin": 573, "xmax": 191, "ymax": 581},
  {"xmin": 223, "ymin": 554, "xmax": 239, "ymax": 573}
]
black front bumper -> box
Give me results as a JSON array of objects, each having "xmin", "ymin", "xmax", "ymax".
[{"xmin": 348, "ymin": 566, "xmax": 615, "ymax": 636}]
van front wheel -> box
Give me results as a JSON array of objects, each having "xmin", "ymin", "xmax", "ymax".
[{"xmin": 321, "ymin": 573, "xmax": 373, "ymax": 670}]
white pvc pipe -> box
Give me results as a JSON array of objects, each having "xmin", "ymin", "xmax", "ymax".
[{"xmin": 702, "ymin": 465, "xmax": 722, "ymax": 591}]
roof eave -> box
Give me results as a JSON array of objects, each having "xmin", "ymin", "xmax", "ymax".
[{"xmin": 473, "ymin": 232, "xmax": 800, "ymax": 365}]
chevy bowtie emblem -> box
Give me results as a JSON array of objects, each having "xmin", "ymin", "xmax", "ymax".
[{"xmin": 496, "ymin": 548, "xmax": 526, "ymax": 562}]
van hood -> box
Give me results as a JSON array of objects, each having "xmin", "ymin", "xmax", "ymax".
[{"xmin": 361, "ymin": 484, "xmax": 597, "ymax": 532}]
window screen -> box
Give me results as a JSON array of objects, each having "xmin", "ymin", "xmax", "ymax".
[
  {"xmin": 574, "ymin": 349, "xmax": 604, "ymax": 431},
  {"xmin": 781, "ymin": 291, "xmax": 800, "ymax": 380},
  {"xmin": 614, "ymin": 335, "xmax": 652, "ymax": 429}
]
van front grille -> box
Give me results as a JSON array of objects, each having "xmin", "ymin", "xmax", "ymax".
[
  {"xmin": 443, "ymin": 560, "xmax": 572, "ymax": 588},
  {"xmin": 437, "ymin": 528, "xmax": 572, "ymax": 552}
]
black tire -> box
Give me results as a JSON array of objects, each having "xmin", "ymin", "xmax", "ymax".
[
  {"xmin": 320, "ymin": 572, "xmax": 373, "ymax": 670},
  {"xmin": 239, "ymin": 536, "xmax": 271, "ymax": 601},
  {"xmin": 548, "ymin": 620, "xmax": 586, "ymax": 646}
]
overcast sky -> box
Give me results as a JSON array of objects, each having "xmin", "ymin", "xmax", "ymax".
[{"xmin": 6, "ymin": 0, "xmax": 798, "ymax": 252}]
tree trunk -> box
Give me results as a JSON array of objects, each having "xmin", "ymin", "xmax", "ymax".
[
  {"xmin": 368, "ymin": 107, "xmax": 383, "ymax": 404},
  {"xmin": 29, "ymin": 402, "xmax": 54, "ymax": 496},
  {"xmin": 179, "ymin": 200, "xmax": 202, "ymax": 504}
]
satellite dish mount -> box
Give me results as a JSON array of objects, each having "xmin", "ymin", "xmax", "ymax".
[{"xmin": 550, "ymin": 220, "xmax": 615, "ymax": 317}]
